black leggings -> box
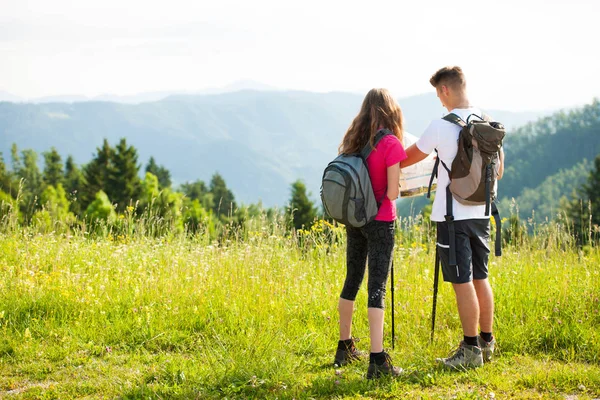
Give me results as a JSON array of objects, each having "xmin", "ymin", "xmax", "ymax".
[{"xmin": 340, "ymin": 220, "xmax": 395, "ymax": 309}]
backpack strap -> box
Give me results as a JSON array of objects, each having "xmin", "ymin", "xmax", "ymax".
[
  {"xmin": 427, "ymin": 149, "xmax": 451, "ymax": 198},
  {"xmin": 360, "ymin": 128, "xmax": 393, "ymax": 207},
  {"xmin": 434, "ymin": 115, "xmax": 460, "ymax": 266},
  {"xmin": 442, "ymin": 113, "xmax": 467, "ymax": 127},
  {"xmin": 445, "ymin": 185, "xmax": 457, "ymax": 267},
  {"xmin": 491, "ymin": 202, "xmax": 502, "ymax": 256},
  {"xmin": 427, "ymin": 151, "xmax": 439, "ymax": 199},
  {"xmin": 360, "ymin": 129, "xmax": 393, "ymax": 160}
]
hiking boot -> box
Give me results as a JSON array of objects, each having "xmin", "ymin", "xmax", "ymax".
[
  {"xmin": 477, "ymin": 336, "xmax": 496, "ymax": 363},
  {"xmin": 334, "ymin": 338, "xmax": 365, "ymax": 367},
  {"xmin": 436, "ymin": 341, "xmax": 483, "ymax": 370},
  {"xmin": 366, "ymin": 351, "xmax": 403, "ymax": 379}
]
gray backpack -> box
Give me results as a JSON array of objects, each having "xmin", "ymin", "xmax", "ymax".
[{"xmin": 321, "ymin": 129, "xmax": 392, "ymax": 227}]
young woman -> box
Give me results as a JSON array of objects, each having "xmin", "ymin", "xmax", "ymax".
[{"xmin": 334, "ymin": 88, "xmax": 407, "ymax": 378}]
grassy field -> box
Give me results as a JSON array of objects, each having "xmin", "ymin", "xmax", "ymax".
[{"xmin": 0, "ymin": 219, "xmax": 599, "ymax": 399}]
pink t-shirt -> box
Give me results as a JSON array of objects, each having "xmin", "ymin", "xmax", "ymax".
[{"xmin": 366, "ymin": 134, "xmax": 407, "ymax": 221}]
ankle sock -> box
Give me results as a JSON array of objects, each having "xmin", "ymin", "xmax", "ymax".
[
  {"xmin": 480, "ymin": 332, "xmax": 493, "ymax": 343},
  {"xmin": 464, "ymin": 335, "xmax": 478, "ymax": 346},
  {"xmin": 337, "ymin": 338, "xmax": 354, "ymax": 350},
  {"xmin": 369, "ymin": 351, "xmax": 387, "ymax": 365}
]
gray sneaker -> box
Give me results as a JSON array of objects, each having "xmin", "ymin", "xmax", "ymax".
[
  {"xmin": 436, "ymin": 341, "xmax": 483, "ymax": 370},
  {"xmin": 477, "ymin": 336, "xmax": 496, "ymax": 363}
]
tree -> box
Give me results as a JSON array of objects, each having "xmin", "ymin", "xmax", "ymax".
[
  {"xmin": 85, "ymin": 191, "xmax": 116, "ymax": 224},
  {"xmin": 18, "ymin": 149, "xmax": 43, "ymax": 220},
  {"xmin": 10, "ymin": 143, "xmax": 21, "ymax": 174},
  {"xmin": 145, "ymin": 156, "xmax": 172, "ymax": 189},
  {"xmin": 64, "ymin": 155, "xmax": 84, "ymax": 215},
  {"xmin": 43, "ymin": 147, "xmax": 64, "ymax": 187},
  {"xmin": 33, "ymin": 184, "xmax": 73, "ymax": 232},
  {"xmin": 288, "ymin": 180, "xmax": 317, "ymax": 230},
  {"xmin": 81, "ymin": 139, "xmax": 114, "ymax": 212},
  {"xmin": 0, "ymin": 152, "xmax": 13, "ymax": 195},
  {"xmin": 563, "ymin": 154, "xmax": 600, "ymax": 243},
  {"xmin": 140, "ymin": 172, "xmax": 184, "ymax": 233},
  {"xmin": 180, "ymin": 180, "xmax": 213, "ymax": 211},
  {"xmin": 107, "ymin": 138, "xmax": 141, "ymax": 212},
  {"xmin": 182, "ymin": 198, "xmax": 209, "ymax": 234},
  {"xmin": 209, "ymin": 173, "xmax": 236, "ymax": 218}
]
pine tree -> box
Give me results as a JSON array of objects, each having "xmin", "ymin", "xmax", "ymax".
[
  {"xmin": 564, "ymin": 154, "xmax": 600, "ymax": 243},
  {"xmin": 288, "ymin": 180, "xmax": 317, "ymax": 230},
  {"xmin": 10, "ymin": 143, "xmax": 21, "ymax": 174},
  {"xmin": 107, "ymin": 138, "xmax": 141, "ymax": 212},
  {"xmin": 209, "ymin": 173, "xmax": 236, "ymax": 218},
  {"xmin": 81, "ymin": 139, "xmax": 114, "ymax": 212},
  {"xmin": 64, "ymin": 155, "xmax": 84, "ymax": 215},
  {"xmin": 180, "ymin": 180, "xmax": 213, "ymax": 211},
  {"xmin": 0, "ymin": 152, "xmax": 11, "ymax": 194},
  {"xmin": 181, "ymin": 180, "xmax": 208, "ymax": 201},
  {"xmin": 43, "ymin": 147, "xmax": 64, "ymax": 187},
  {"xmin": 17, "ymin": 149, "xmax": 43, "ymax": 221},
  {"xmin": 145, "ymin": 156, "xmax": 172, "ymax": 189},
  {"xmin": 584, "ymin": 155, "xmax": 600, "ymax": 224}
]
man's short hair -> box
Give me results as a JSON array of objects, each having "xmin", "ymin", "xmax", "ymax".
[{"xmin": 430, "ymin": 66, "xmax": 466, "ymax": 90}]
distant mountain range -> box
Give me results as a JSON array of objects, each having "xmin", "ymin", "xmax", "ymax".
[
  {"xmin": 0, "ymin": 90, "xmax": 552, "ymax": 206},
  {"xmin": 0, "ymin": 80, "xmax": 280, "ymax": 104}
]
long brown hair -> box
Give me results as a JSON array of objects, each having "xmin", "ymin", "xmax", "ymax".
[{"xmin": 339, "ymin": 88, "xmax": 404, "ymax": 155}]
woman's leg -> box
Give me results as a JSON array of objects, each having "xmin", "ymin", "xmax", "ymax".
[
  {"xmin": 364, "ymin": 221, "xmax": 395, "ymax": 353},
  {"xmin": 368, "ymin": 308, "xmax": 385, "ymax": 353},
  {"xmin": 338, "ymin": 298, "xmax": 354, "ymax": 340},
  {"xmin": 339, "ymin": 226, "xmax": 368, "ymax": 340}
]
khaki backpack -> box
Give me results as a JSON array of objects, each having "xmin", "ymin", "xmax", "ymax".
[
  {"xmin": 427, "ymin": 113, "xmax": 505, "ymax": 266},
  {"xmin": 441, "ymin": 113, "xmax": 505, "ymax": 215}
]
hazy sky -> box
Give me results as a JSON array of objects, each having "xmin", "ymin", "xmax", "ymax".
[{"xmin": 1, "ymin": 0, "xmax": 599, "ymax": 110}]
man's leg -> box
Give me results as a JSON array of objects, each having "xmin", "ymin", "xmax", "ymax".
[
  {"xmin": 452, "ymin": 282, "xmax": 480, "ymax": 338},
  {"xmin": 473, "ymin": 279, "xmax": 494, "ymax": 334},
  {"xmin": 469, "ymin": 219, "xmax": 493, "ymax": 337},
  {"xmin": 469, "ymin": 219, "xmax": 495, "ymax": 362},
  {"xmin": 436, "ymin": 220, "xmax": 483, "ymax": 369}
]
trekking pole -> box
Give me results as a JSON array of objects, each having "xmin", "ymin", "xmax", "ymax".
[
  {"xmin": 430, "ymin": 247, "xmax": 440, "ymax": 343},
  {"xmin": 391, "ymin": 259, "xmax": 395, "ymax": 350}
]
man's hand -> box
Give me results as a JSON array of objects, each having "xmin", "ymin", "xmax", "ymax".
[{"xmin": 401, "ymin": 143, "xmax": 429, "ymax": 168}]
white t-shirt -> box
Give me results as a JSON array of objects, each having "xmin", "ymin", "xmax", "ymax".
[{"xmin": 416, "ymin": 107, "xmax": 492, "ymax": 222}]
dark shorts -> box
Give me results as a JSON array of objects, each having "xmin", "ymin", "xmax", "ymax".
[{"xmin": 436, "ymin": 219, "xmax": 490, "ymax": 284}]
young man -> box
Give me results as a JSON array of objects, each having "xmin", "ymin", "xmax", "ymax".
[{"xmin": 401, "ymin": 66, "xmax": 504, "ymax": 369}]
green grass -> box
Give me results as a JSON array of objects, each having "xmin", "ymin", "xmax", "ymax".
[{"xmin": 0, "ymin": 225, "xmax": 599, "ymax": 399}]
